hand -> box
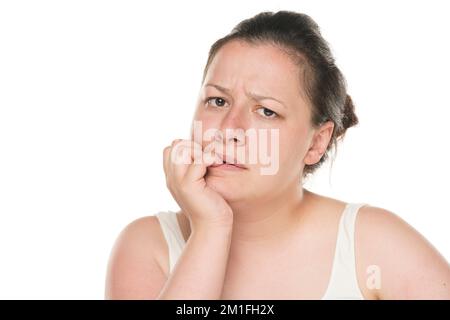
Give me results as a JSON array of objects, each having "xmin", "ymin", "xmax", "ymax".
[{"xmin": 163, "ymin": 139, "xmax": 233, "ymax": 231}]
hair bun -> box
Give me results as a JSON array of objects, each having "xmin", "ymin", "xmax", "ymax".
[{"xmin": 342, "ymin": 94, "xmax": 358, "ymax": 130}]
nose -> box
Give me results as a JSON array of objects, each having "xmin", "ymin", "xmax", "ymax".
[
  {"xmin": 218, "ymin": 102, "xmax": 248, "ymax": 146},
  {"xmin": 214, "ymin": 129, "xmax": 243, "ymax": 146}
]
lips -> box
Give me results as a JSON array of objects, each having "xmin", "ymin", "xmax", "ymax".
[
  {"xmin": 209, "ymin": 161, "xmax": 247, "ymax": 169},
  {"xmin": 210, "ymin": 153, "xmax": 248, "ymax": 169}
]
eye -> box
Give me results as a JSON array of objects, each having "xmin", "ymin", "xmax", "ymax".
[
  {"xmin": 256, "ymin": 107, "xmax": 278, "ymax": 119},
  {"xmin": 205, "ymin": 97, "xmax": 229, "ymax": 108}
]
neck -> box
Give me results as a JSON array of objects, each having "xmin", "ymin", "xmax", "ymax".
[{"xmin": 227, "ymin": 182, "xmax": 310, "ymax": 244}]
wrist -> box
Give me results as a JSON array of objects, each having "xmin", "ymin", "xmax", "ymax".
[{"xmin": 191, "ymin": 220, "xmax": 233, "ymax": 238}]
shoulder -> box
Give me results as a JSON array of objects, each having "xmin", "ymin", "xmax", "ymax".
[
  {"xmin": 111, "ymin": 215, "xmax": 167, "ymax": 261},
  {"xmin": 355, "ymin": 205, "xmax": 450, "ymax": 299},
  {"xmin": 105, "ymin": 215, "xmax": 169, "ymax": 299}
]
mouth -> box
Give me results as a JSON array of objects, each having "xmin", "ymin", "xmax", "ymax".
[{"xmin": 209, "ymin": 159, "xmax": 248, "ymax": 170}]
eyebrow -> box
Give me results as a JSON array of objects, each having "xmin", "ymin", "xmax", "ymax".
[{"xmin": 205, "ymin": 83, "xmax": 287, "ymax": 109}]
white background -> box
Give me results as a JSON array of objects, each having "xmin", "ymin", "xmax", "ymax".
[{"xmin": 0, "ymin": 0, "xmax": 449, "ymax": 299}]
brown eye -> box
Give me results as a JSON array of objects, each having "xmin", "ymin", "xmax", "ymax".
[
  {"xmin": 206, "ymin": 97, "xmax": 228, "ymax": 108},
  {"xmin": 256, "ymin": 107, "xmax": 278, "ymax": 119}
]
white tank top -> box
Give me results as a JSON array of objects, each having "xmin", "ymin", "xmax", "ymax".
[{"xmin": 155, "ymin": 202, "xmax": 367, "ymax": 300}]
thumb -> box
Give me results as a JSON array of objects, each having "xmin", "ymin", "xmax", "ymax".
[{"xmin": 184, "ymin": 149, "xmax": 221, "ymax": 183}]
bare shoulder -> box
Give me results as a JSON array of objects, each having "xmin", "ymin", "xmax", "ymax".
[
  {"xmin": 355, "ymin": 205, "xmax": 450, "ymax": 299},
  {"xmin": 105, "ymin": 215, "xmax": 169, "ymax": 299}
]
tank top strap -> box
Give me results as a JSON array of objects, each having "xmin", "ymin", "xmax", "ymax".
[
  {"xmin": 322, "ymin": 202, "xmax": 368, "ymax": 299},
  {"xmin": 155, "ymin": 211, "xmax": 186, "ymax": 273}
]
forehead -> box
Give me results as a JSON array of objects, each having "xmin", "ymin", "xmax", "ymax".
[{"xmin": 204, "ymin": 40, "xmax": 304, "ymax": 98}]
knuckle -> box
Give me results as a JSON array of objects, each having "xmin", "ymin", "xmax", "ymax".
[{"xmin": 171, "ymin": 139, "xmax": 183, "ymax": 147}]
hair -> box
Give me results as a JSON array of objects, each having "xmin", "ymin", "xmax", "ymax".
[{"xmin": 200, "ymin": 10, "xmax": 359, "ymax": 178}]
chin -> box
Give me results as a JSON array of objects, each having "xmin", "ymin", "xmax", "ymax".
[{"xmin": 205, "ymin": 175, "xmax": 246, "ymax": 202}]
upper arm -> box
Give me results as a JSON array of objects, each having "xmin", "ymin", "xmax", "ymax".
[
  {"xmin": 105, "ymin": 216, "xmax": 168, "ymax": 299},
  {"xmin": 356, "ymin": 206, "xmax": 450, "ymax": 300}
]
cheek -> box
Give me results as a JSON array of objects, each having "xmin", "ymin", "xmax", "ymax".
[
  {"xmin": 190, "ymin": 113, "xmax": 221, "ymax": 143},
  {"xmin": 279, "ymin": 126, "xmax": 309, "ymax": 165}
]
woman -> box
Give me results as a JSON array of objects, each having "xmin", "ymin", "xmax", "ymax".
[{"xmin": 105, "ymin": 11, "xmax": 450, "ymax": 299}]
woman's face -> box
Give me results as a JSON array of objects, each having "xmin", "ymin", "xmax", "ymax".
[{"xmin": 191, "ymin": 40, "xmax": 331, "ymax": 202}]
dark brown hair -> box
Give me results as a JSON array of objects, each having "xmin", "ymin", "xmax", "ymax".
[{"xmin": 201, "ymin": 10, "xmax": 359, "ymax": 177}]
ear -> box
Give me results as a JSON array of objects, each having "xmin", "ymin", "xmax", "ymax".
[{"xmin": 303, "ymin": 121, "xmax": 334, "ymax": 166}]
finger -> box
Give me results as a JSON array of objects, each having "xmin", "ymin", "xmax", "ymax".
[
  {"xmin": 190, "ymin": 140, "xmax": 203, "ymax": 164},
  {"xmin": 170, "ymin": 139, "xmax": 192, "ymax": 181},
  {"xmin": 184, "ymin": 141, "xmax": 207, "ymax": 182},
  {"xmin": 164, "ymin": 139, "xmax": 184, "ymax": 181},
  {"xmin": 171, "ymin": 138, "xmax": 183, "ymax": 149},
  {"xmin": 203, "ymin": 142, "xmax": 223, "ymax": 166}
]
